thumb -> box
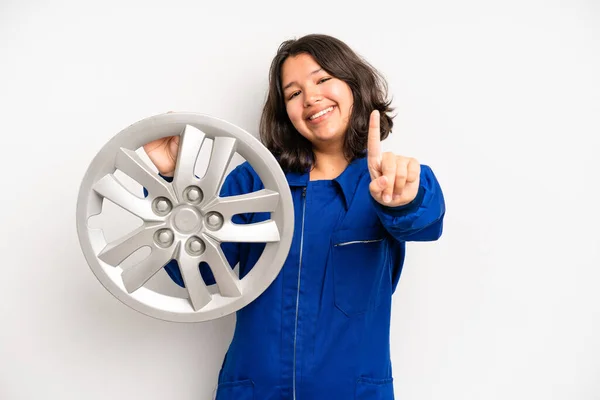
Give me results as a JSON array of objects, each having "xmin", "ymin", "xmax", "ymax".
[{"xmin": 369, "ymin": 175, "xmax": 388, "ymax": 196}]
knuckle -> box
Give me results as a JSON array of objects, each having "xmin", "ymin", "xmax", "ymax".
[
  {"xmin": 382, "ymin": 164, "xmax": 395, "ymax": 174},
  {"xmin": 394, "ymin": 178, "xmax": 405, "ymax": 189}
]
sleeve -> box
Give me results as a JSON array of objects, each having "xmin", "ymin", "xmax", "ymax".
[
  {"xmin": 142, "ymin": 164, "xmax": 252, "ymax": 288},
  {"xmin": 373, "ymin": 164, "xmax": 446, "ymax": 242}
]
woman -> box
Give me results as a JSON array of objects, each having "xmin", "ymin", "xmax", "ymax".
[{"xmin": 144, "ymin": 34, "xmax": 445, "ymax": 400}]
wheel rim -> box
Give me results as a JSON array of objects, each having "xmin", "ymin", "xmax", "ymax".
[{"xmin": 76, "ymin": 112, "xmax": 294, "ymax": 322}]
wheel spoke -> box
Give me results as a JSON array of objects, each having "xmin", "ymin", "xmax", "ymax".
[
  {"xmin": 200, "ymin": 136, "xmax": 236, "ymax": 200},
  {"xmin": 202, "ymin": 236, "xmax": 241, "ymax": 297},
  {"xmin": 173, "ymin": 124, "xmax": 206, "ymax": 201},
  {"xmin": 177, "ymin": 249, "xmax": 213, "ymax": 311},
  {"xmin": 121, "ymin": 245, "xmax": 177, "ymax": 293},
  {"xmin": 98, "ymin": 223, "xmax": 165, "ymax": 266},
  {"xmin": 204, "ymin": 220, "xmax": 280, "ymax": 243},
  {"xmin": 93, "ymin": 174, "xmax": 160, "ymax": 221},
  {"xmin": 116, "ymin": 148, "xmax": 177, "ymax": 201},
  {"xmin": 202, "ymin": 189, "xmax": 279, "ymax": 218}
]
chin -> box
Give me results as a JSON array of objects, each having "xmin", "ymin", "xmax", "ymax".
[
  {"xmin": 313, "ymin": 135, "xmax": 344, "ymax": 147},
  {"xmin": 310, "ymin": 127, "xmax": 342, "ymax": 139}
]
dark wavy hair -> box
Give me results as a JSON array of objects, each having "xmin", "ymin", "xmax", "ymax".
[{"xmin": 260, "ymin": 34, "xmax": 395, "ymax": 173}]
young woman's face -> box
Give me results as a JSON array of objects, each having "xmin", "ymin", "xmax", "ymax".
[{"xmin": 281, "ymin": 53, "xmax": 354, "ymax": 152}]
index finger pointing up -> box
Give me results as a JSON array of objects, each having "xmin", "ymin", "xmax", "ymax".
[{"xmin": 367, "ymin": 110, "xmax": 382, "ymax": 177}]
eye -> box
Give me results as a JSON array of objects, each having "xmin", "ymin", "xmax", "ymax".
[
  {"xmin": 288, "ymin": 91, "xmax": 301, "ymax": 100},
  {"xmin": 318, "ymin": 77, "xmax": 331, "ymax": 84}
]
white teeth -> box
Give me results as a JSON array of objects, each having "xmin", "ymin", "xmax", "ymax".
[{"xmin": 309, "ymin": 106, "xmax": 333, "ymax": 120}]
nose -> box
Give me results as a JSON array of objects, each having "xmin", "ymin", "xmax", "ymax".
[{"xmin": 303, "ymin": 84, "xmax": 322, "ymax": 107}]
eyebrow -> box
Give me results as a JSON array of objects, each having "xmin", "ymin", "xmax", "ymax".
[{"xmin": 282, "ymin": 68, "xmax": 323, "ymax": 91}]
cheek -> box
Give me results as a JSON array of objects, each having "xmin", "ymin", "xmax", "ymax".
[
  {"xmin": 286, "ymin": 103, "xmax": 301, "ymax": 122},
  {"xmin": 329, "ymin": 84, "xmax": 353, "ymax": 112},
  {"xmin": 285, "ymin": 103, "xmax": 306, "ymax": 133}
]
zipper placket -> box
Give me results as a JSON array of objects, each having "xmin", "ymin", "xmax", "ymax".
[{"xmin": 293, "ymin": 186, "xmax": 307, "ymax": 400}]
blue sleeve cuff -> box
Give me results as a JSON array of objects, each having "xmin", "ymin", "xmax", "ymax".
[
  {"xmin": 158, "ymin": 173, "xmax": 174, "ymax": 182},
  {"xmin": 377, "ymin": 184, "xmax": 426, "ymax": 217}
]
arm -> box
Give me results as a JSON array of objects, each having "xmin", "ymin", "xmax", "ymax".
[{"xmin": 365, "ymin": 110, "xmax": 445, "ymax": 242}]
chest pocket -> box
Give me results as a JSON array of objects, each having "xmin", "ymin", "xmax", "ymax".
[{"xmin": 331, "ymin": 226, "xmax": 390, "ymax": 317}]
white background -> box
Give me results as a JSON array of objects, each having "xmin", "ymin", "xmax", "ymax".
[{"xmin": 1, "ymin": 0, "xmax": 599, "ymax": 399}]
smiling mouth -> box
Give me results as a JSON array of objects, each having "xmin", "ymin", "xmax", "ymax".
[{"xmin": 308, "ymin": 106, "xmax": 334, "ymax": 121}]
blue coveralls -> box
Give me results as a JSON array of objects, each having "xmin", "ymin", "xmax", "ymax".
[{"xmin": 161, "ymin": 156, "xmax": 445, "ymax": 399}]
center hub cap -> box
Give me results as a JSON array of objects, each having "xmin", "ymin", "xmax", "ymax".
[{"xmin": 172, "ymin": 207, "xmax": 201, "ymax": 233}]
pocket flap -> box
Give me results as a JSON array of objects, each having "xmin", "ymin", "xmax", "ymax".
[
  {"xmin": 332, "ymin": 225, "xmax": 385, "ymax": 246},
  {"xmin": 355, "ymin": 377, "xmax": 394, "ymax": 399},
  {"xmin": 216, "ymin": 379, "xmax": 254, "ymax": 400}
]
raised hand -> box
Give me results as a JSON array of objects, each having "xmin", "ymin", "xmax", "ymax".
[
  {"xmin": 367, "ymin": 110, "xmax": 420, "ymax": 207},
  {"xmin": 143, "ymin": 112, "xmax": 179, "ymax": 177}
]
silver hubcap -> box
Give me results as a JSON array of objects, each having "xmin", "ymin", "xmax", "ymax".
[{"xmin": 76, "ymin": 112, "xmax": 294, "ymax": 322}]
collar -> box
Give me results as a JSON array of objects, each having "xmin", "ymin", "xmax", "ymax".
[{"xmin": 285, "ymin": 156, "xmax": 368, "ymax": 210}]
